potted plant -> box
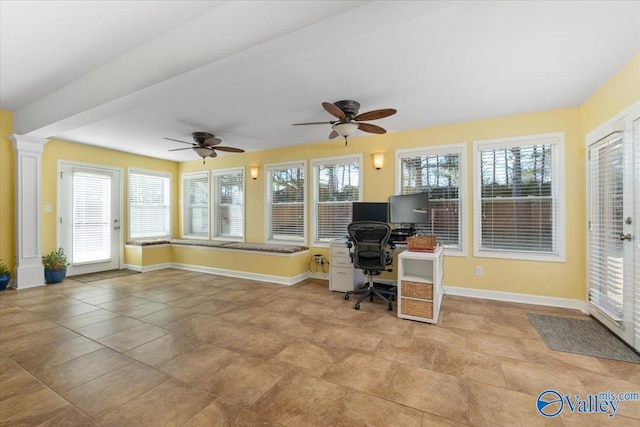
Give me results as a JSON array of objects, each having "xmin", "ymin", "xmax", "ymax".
[
  {"xmin": 0, "ymin": 260, "xmax": 10, "ymax": 290},
  {"xmin": 42, "ymin": 248, "xmax": 69, "ymax": 284}
]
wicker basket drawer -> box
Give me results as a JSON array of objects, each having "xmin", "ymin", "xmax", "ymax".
[
  {"xmin": 400, "ymin": 299, "xmax": 433, "ymax": 319},
  {"xmin": 401, "ymin": 281, "xmax": 433, "ymax": 300}
]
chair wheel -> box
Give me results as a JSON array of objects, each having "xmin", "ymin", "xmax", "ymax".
[
  {"xmin": 344, "ymin": 294, "xmax": 349, "ymax": 300},
  {"xmin": 369, "ymin": 295, "xmax": 374, "ymax": 302},
  {"xmin": 388, "ymin": 304, "xmax": 393, "ymax": 311},
  {"xmin": 354, "ymin": 304, "xmax": 360, "ymax": 310}
]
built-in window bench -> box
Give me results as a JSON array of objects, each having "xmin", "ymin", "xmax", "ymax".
[{"xmin": 124, "ymin": 239, "xmax": 310, "ymax": 285}]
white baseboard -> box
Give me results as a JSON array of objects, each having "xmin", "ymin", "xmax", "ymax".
[
  {"xmin": 170, "ymin": 262, "xmax": 309, "ymax": 286},
  {"xmin": 444, "ymin": 285, "xmax": 589, "ymax": 313},
  {"xmin": 308, "ymin": 272, "xmax": 330, "ymax": 281},
  {"xmin": 123, "ymin": 263, "xmax": 171, "ymax": 273}
]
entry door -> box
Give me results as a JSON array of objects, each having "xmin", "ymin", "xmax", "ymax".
[
  {"xmin": 587, "ymin": 104, "xmax": 638, "ymax": 351},
  {"xmin": 59, "ymin": 163, "xmax": 121, "ymax": 275}
]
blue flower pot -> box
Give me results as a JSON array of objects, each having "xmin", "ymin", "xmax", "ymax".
[
  {"xmin": 45, "ymin": 268, "xmax": 66, "ymax": 284},
  {"xmin": 0, "ymin": 274, "xmax": 9, "ymax": 290}
]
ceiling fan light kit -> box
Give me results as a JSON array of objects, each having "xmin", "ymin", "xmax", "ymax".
[
  {"xmin": 163, "ymin": 131, "xmax": 244, "ymax": 163},
  {"xmin": 293, "ymin": 100, "xmax": 397, "ymax": 146}
]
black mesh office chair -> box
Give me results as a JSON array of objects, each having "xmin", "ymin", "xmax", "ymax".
[{"xmin": 344, "ymin": 221, "xmax": 395, "ymax": 311}]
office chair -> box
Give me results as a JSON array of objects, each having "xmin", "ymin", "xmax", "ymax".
[{"xmin": 344, "ymin": 221, "xmax": 396, "ymax": 311}]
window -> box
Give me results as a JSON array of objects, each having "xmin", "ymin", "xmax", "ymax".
[
  {"xmin": 397, "ymin": 144, "xmax": 466, "ymax": 254},
  {"xmin": 213, "ymin": 168, "xmax": 244, "ymax": 240},
  {"xmin": 312, "ymin": 155, "xmax": 361, "ymax": 245},
  {"xmin": 129, "ymin": 169, "xmax": 171, "ymax": 239},
  {"xmin": 182, "ymin": 172, "xmax": 209, "ymax": 239},
  {"xmin": 473, "ymin": 133, "xmax": 565, "ymax": 261},
  {"xmin": 265, "ymin": 161, "xmax": 306, "ymax": 243}
]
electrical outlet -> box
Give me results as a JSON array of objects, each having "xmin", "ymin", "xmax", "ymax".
[{"xmin": 475, "ymin": 266, "xmax": 483, "ymax": 276}]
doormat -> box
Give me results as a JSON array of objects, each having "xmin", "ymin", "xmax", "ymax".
[
  {"xmin": 71, "ymin": 269, "xmax": 139, "ymax": 283},
  {"xmin": 527, "ymin": 313, "xmax": 640, "ymax": 364}
]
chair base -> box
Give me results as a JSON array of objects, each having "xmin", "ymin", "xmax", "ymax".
[{"xmin": 344, "ymin": 281, "xmax": 395, "ymax": 311}]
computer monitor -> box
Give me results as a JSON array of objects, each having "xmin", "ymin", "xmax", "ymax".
[
  {"xmin": 351, "ymin": 202, "xmax": 388, "ymax": 223},
  {"xmin": 388, "ymin": 192, "xmax": 430, "ymax": 225}
]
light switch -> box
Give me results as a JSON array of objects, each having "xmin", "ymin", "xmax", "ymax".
[{"xmin": 44, "ymin": 204, "xmax": 52, "ymax": 213}]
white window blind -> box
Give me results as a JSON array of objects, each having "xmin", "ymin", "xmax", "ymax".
[
  {"xmin": 312, "ymin": 156, "xmax": 360, "ymax": 244},
  {"xmin": 266, "ymin": 162, "xmax": 305, "ymax": 243},
  {"xmin": 182, "ymin": 172, "xmax": 209, "ymax": 239},
  {"xmin": 474, "ymin": 134, "xmax": 564, "ymax": 261},
  {"xmin": 399, "ymin": 147, "xmax": 463, "ymax": 251},
  {"xmin": 73, "ymin": 171, "xmax": 111, "ymax": 263},
  {"xmin": 213, "ymin": 168, "xmax": 244, "ymax": 240},
  {"xmin": 588, "ymin": 133, "xmax": 625, "ymax": 321},
  {"xmin": 129, "ymin": 170, "xmax": 171, "ymax": 239}
]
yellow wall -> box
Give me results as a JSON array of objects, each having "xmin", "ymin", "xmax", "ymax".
[
  {"xmin": 0, "ymin": 110, "xmax": 15, "ymax": 271},
  {"xmin": 40, "ymin": 139, "xmax": 180, "ymax": 255}
]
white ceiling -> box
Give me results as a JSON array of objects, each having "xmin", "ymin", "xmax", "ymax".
[{"xmin": 1, "ymin": 1, "xmax": 639, "ymax": 162}]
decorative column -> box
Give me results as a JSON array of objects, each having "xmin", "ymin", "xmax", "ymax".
[{"xmin": 8, "ymin": 134, "xmax": 47, "ymax": 289}]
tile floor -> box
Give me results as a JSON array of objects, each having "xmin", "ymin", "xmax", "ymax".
[{"xmin": 1, "ymin": 269, "xmax": 638, "ymax": 426}]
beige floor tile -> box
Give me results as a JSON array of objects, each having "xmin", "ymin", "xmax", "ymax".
[
  {"xmin": 440, "ymin": 311, "xmax": 492, "ymax": 332},
  {"xmin": 500, "ymin": 358, "xmax": 588, "ymax": 397},
  {"xmin": 35, "ymin": 302, "xmax": 102, "ymax": 321},
  {"xmin": 99, "ymin": 378, "xmax": 214, "ymax": 427},
  {"xmin": 0, "ymin": 318, "xmax": 60, "ymax": 341},
  {"xmin": 411, "ymin": 323, "xmax": 467, "ymax": 348},
  {"xmin": 225, "ymin": 329, "xmax": 295, "ymax": 358},
  {"xmin": 55, "ymin": 308, "xmax": 121, "ymax": 330},
  {"xmin": 183, "ymin": 398, "xmax": 279, "ymax": 427},
  {"xmin": 251, "ymin": 372, "xmax": 347, "ymax": 426},
  {"xmin": 271, "ymin": 339, "xmax": 346, "ymax": 378},
  {"xmin": 36, "ymin": 404, "xmax": 101, "ymax": 426},
  {"xmin": 200, "ymin": 356, "xmax": 290, "ymax": 406},
  {"xmin": 137, "ymin": 306, "xmax": 196, "ymax": 326},
  {"xmin": 124, "ymin": 333, "xmax": 204, "ymax": 367},
  {"xmin": 432, "ymin": 342, "xmax": 507, "ymax": 388},
  {"xmin": 0, "ymin": 356, "xmax": 46, "ymax": 401},
  {"xmin": 322, "ymin": 325, "xmax": 384, "ymax": 353},
  {"xmin": 0, "ymin": 387, "xmax": 70, "ymax": 426},
  {"xmin": 465, "ymin": 330, "xmax": 531, "ymax": 361},
  {"xmin": 75, "ymin": 315, "xmax": 143, "ymax": 340},
  {"xmin": 11, "ymin": 335, "xmax": 104, "ymax": 371},
  {"xmin": 97, "ymin": 323, "xmax": 169, "ymax": 352},
  {"xmin": 158, "ymin": 343, "xmax": 238, "ymax": 385},
  {"xmin": 375, "ymin": 333, "xmax": 437, "ymax": 369},
  {"xmin": 63, "ymin": 362, "xmax": 168, "ymax": 418},
  {"xmin": 0, "ymin": 308, "xmax": 43, "ymax": 327},
  {"xmin": 0, "ymin": 325, "xmax": 80, "ymax": 356},
  {"xmin": 387, "ymin": 363, "xmax": 469, "ymax": 424},
  {"xmin": 322, "ymin": 352, "xmax": 399, "ymax": 397},
  {"xmin": 109, "ymin": 301, "xmax": 170, "ymax": 318}
]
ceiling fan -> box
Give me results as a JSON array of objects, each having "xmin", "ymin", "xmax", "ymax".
[
  {"xmin": 292, "ymin": 100, "xmax": 397, "ymax": 145},
  {"xmin": 164, "ymin": 132, "xmax": 245, "ymax": 163}
]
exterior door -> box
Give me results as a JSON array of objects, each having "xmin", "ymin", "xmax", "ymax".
[
  {"xmin": 587, "ymin": 102, "xmax": 639, "ymax": 351},
  {"xmin": 59, "ymin": 162, "xmax": 121, "ymax": 275}
]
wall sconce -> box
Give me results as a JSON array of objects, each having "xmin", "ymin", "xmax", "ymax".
[
  {"xmin": 372, "ymin": 152, "xmax": 384, "ymax": 170},
  {"xmin": 250, "ymin": 165, "xmax": 259, "ymax": 180}
]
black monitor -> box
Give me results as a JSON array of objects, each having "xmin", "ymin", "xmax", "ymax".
[
  {"xmin": 352, "ymin": 202, "xmax": 388, "ymax": 223},
  {"xmin": 388, "ymin": 192, "xmax": 430, "ymax": 225}
]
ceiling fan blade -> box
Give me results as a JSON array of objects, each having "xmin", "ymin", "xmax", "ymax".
[
  {"xmin": 208, "ymin": 150, "xmax": 218, "ymax": 158},
  {"xmin": 168, "ymin": 147, "xmax": 194, "ymax": 151},
  {"xmin": 322, "ymin": 102, "xmax": 346, "ymax": 120},
  {"xmin": 353, "ymin": 108, "xmax": 397, "ymax": 121},
  {"xmin": 214, "ymin": 146, "xmax": 245, "ymax": 153},
  {"xmin": 292, "ymin": 121, "xmax": 333, "ymax": 126},
  {"xmin": 163, "ymin": 137, "xmax": 193, "ymax": 145},
  {"xmin": 329, "ymin": 130, "xmax": 339, "ymax": 139},
  {"xmin": 204, "ymin": 137, "xmax": 222, "ymax": 146},
  {"xmin": 358, "ymin": 123, "xmax": 387, "ymax": 134}
]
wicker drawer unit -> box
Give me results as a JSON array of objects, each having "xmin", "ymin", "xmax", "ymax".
[{"xmin": 397, "ymin": 247, "xmax": 443, "ymax": 324}]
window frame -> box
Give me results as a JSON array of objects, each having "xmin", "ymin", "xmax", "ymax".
[
  {"xmin": 181, "ymin": 171, "xmax": 210, "ymax": 240},
  {"xmin": 311, "ymin": 154, "xmax": 362, "ymax": 247},
  {"xmin": 473, "ymin": 132, "xmax": 566, "ymax": 262},
  {"xmin": 128, "ymin": 167, "xmax": 172, "ymax": 241},
  {"xmin": 264, "ymin": 160, "xmax": 307, "ymax": 245},
  {"xmin": 395, "ymin": 143, "xmax": 467, "ymax": 256},
  {"xmin": 212, "ymin": 167, "xmax": 245, "ymax": 242}
]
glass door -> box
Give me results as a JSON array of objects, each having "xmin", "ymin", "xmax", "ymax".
[{"xmin": 59, "ymin": 163, "xmax": 121, "ymax": 275}]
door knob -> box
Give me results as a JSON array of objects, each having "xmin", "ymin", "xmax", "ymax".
[
  {"xmin": 114, "ymin": 226, "xmax": 121, "ymax": 230},
  {"xmin": 619, "ymin": 233, "xmax": 632, "ymax": 241}
]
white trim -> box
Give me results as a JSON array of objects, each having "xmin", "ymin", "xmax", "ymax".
[
  {"xmin": 264, "ymin": 160, "xmax": 307, "ymax": 245},
  {"xmin": 395, "ymin": 142, "xmax": 467, "ymax": 256},
  {"xmin": 472, "ymin": 132, "xmax": 566, "ymax": 263},
  {"xmin": 443, "ymin": 285, "xmax": 588, "ymax": 313},
  {"xmin": 585, "ymin": 99, "xmax": 640, "ymax": 146},
  {"xmin": 170, "ymin": 262, "xmax": 309, "ymax": 285},
  {"xmin": 124, "ymin": 243, "xmax": 171, "ymax": 249},
  {"xmin": 212, "ymin": 166, "xmax": 245, "ymax": 242},
  {"xmin": 181, "ymin": 170, "xmax": 210, "ymax": 239}
]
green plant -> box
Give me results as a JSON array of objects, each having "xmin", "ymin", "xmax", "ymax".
[
  {"xmin": 0, "ymin": 260, "xmax": 9, "ymax": 276},
  {"xmin": 42, "ymin": 248, "xmax": 69, "ymax": 270}
]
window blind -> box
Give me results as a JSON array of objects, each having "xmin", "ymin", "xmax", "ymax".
[
  {"xmin": 129, "ymin": 170, "xmax": 171, "ymax": 239},
  {"xmin": 73, "ymin": 171, "xmax": 111, "ymax": 264},
  {"xmin": 588, "ymin": 134, "xmax": 625, "ymax": 321},
  {"xmin": 400, "ymin": 151, "xmax": 461, "ymax": 249},
  {"xmin": 266, "ymin": 163, "xmax": 305, "ymax": 242},
  {"xmin": 213, "ymin": 169, "xmax": 244, "ymax": 240},
  {"xmin": 183, "ymin": 172, "xmax": 209, "ymax": 238},
  {"xmin": 312, "ymin": 157, "xmax": 360, "ymax": 243},
  {"xmin": 479, "ymin": 143, "xmax": 556, "ymax": 254}
]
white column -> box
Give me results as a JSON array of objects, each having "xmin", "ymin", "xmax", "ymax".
[{"xmin": 8, "ymin": 134, "xmax": 47, "ymax": 289}]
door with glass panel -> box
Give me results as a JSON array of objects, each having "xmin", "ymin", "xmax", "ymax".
[
  {"xmin": 59, "ymin": 163, "xmax": 121, "ymax": 275},
  {"xmin": 587, "ymin": 105, "xmax": 638, "ymax": 351}
]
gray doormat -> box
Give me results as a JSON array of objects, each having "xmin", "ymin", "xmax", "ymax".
[
  {"xmin": 528, "ymin": 313, "xmax": 640, "ymax": 364},
  {"xmin": 71, "ymin": 269, "xmax": 139, "ymax": 283}
]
